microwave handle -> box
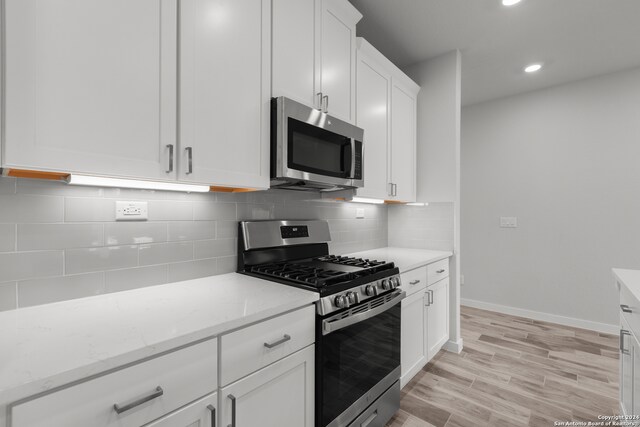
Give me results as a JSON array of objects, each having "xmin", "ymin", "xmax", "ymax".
[{"xmin": 350, "ymin": 139, "xmax": 357, "ymax": 179}]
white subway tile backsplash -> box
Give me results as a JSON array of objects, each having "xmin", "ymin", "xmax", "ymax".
[
  {"xmin": 139, "ymin": 242, "xmax": 193, "ymax": 266},
  {"xmin": 148, "ymin": 200, "xmax": 193, "ymax": 221},
  {"xmin": 18, "ymin": 223, "xmax": 104, "ymax": 250},
  {"xmin": 0, "ymin": 224, "xmax": 16, "ymax": 252},
  {"xmin": 388, "ymin": 203, "xmax": 454, "ymax": 251},
  {"xmin": 168, "ymin": 258, "xmax": 217, "ymax": 282},
  {"xmin": 0, "ymin": 282, "xmax": 17, "ymax": 311},
  {"xmin": 0, "ymin": 179, "xmax": 389, "ymax": 311},
  {"xmin": 194, "ymin": 238, "xmax": 236, "ymax": 259},
  {"xmin": 66, "ymin": 246, "xmax": 138, "ymax": 274},
  {"xmin": 105, "ymin": 222, "xmax": 167, "ymax": 246},
  {"xmin": 105, "ymin": 265, "xmax": 168, "ymax": 293},
  {"xmin": 0, "ymin": 177, "xmax": 17, "ymax": 194},
  {"xmin": 17, "ymin": 273, "xmax": 105, "ymax": 307},
  {"xmin": 168, "ymin": 221, "xmax": 216, "ymax": 241},
  {"xmin": 193, "ymin": 201, "xmax": 236, "ymax": 221},
  {"xmin": 0, "ymin": 251, "xmax": 63, "ymax": 282},
  {"xmin": 65, "ymin": 198, "xmax": 116, "ymax": 222},
  {"xmin": 0, "ymin": 194, "xmax": 64, "ymax": 223}
]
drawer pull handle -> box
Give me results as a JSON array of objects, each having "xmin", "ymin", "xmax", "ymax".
[
  {"xmin": 362, "ymin": 410, "xmax": 378, "ymax": 427},
  {"xmin": 409, "ymin": 280, "xmax": 420, "ymax": 285},
  {"xmin": 621, "ymin": 304, "xmax": 633, "ymax": 313},
  {"xmin": 436, "ymin": 269, "xmax": 446, "ymax": 274},
  {"xmin": 207, "ymin": 404, "xmax": 216, "ymax": 427},
  {"xmin": 228, "ymin": 394, "xmax": 237, "ymax": 427},
  {"xmin": 113, "ymin": 386, "xmax": 163, "ymax": 414},
  {"xmin": 264, "ymin": 334, "xmax": 291, "ymax": 349}
]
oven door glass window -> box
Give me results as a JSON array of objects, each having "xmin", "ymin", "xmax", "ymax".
[
  {"xmin": 288, "ymin": 118, "xmax": 352, "ymax": 178},
  {"xmin": 319, "ymin": 302, "xmax": 401, "ymax": 426}
]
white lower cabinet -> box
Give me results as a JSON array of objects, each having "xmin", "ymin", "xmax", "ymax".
[
  {"xmin": 144, "ymin": 392, "xmax": 217, "ymax": 427},
  {"xmin": 426, "ymin": 277, "xmax": 450, "ymax": 361},
  {"xmin": 220, "ymin": 346, "xmax": 315, "ymax": 427},
  {"xmin": 400, "ymin": 290, "xmax": 427, "ymax": 388},
  {"xmin": 400, "ymin": 260, "xmax": 451, "ymax": 389}
]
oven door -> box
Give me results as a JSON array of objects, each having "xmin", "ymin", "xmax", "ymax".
[{"xmin": 317, "ymin": 290, "xmax": 404, "ymax": 427}]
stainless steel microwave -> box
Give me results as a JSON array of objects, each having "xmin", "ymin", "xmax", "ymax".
[{"xmin": 271, "ymin": 96, "xmax": 364, "ymax": 191}]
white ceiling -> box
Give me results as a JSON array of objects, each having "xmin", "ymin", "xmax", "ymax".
[{"xmin": 348, "ymin": 0, "xmax": 640, "ymax": 106}]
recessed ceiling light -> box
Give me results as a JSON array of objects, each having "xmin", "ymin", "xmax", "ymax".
[
  {"xmin": 524, "ymin": 63, "xmax": 542, "ymax": 73},
  {"xmin": 502, "ymin": 0, "xmax": 522, "ymax": 6}
]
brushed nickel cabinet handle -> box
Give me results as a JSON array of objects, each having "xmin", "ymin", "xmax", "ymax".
[
  {"xmin": 409, "ymin": 280, "xmax": 420, "ymax": 285},
  {"xmin": 228, "ymin": 394, "xmax": 237, "ymax": 427},
  {"xmin": 322, "ymin": 95, "xmax": 329, "ymax": 113},
  {"xmin": 621, "ymin": 304, "xmax": 633, "ymax": 313},
  {"xmin": 113, "ymin": 386, "xmax": 163, "ymax": 414},
  {"xmin": 185, "ymin": 147, "xmax": 193, "ymax": 174},
  {"xmin": 316, "ymin": 92, "xmax": 323, "ymax": 110},
  {"xmin": 621, "ymin": 329, "xmax": 631, "ymax": 355},
  {"xmin": 429, "ymin": 289, "xmax": 434, "ymax": 305},
  {"xmin": 436, "ymin": 269, "xmax": 446, "ymax": 274},
  {"xmin": 207, "ymin": 404, "xmax": 216, "ymax": 427},
  {"xmin": 166, "ymin": 144, "xmax": 174, "ymax": 173},
  {"xmin": 264, "ymin": 334, "xmax": 291, "ymax": 349}
]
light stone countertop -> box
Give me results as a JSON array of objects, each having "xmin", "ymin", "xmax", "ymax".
[
  {"xmin": 348, "ymin": 247, "xmax": 453, "ymax": 273},
  {"xmin": 0, "ymin": 273, "xmax": 318, "ymax": 407},
  {"xmin": 614, "ymin": 268, "xmax": 640, "ymax": 302}
]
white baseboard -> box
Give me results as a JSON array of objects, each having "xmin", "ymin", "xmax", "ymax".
[
  {"xmin": 461, "ymin": 298, "xmax": 618, "ymax": 335},
  {"xmin": 443, "ymin": 338, "xmax": 464, "ymax": 354}
]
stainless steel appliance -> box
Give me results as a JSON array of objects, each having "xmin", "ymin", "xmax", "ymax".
[
  {"xmin": 271, "ymin": 97, "xmax": 365, "ymax": 192},
  {"xmin": 238, "ymin": 220, "xmax": 404, "ymax": 427}
]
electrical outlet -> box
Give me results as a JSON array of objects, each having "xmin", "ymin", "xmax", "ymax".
[
  {"xmin": 356, "ymin": 208, "xmax": 365, "ymax": 219},
  {"xmin": 116, "ymin": 201, "xmax": 148, "ymax": 221},
  {"xmin": 499, "ymin": 217, "xmax": 518, "ymax": 228}
]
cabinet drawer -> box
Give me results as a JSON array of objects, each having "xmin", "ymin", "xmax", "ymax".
[
  {"xmin": 427, "ymin": 259, "xmax": 449, "ymax": 285},
  {"xmin": 400, "ymin": 267, "xmax": 427, "ymax": 297},
  {"xmin": 620, "ymin": 280, "xmax": 640, "ymax": 337},
  {"xmin": 220, "ymin": 305, "xmax": 315, "ymax": 386},
  {"xmin": 10, "ymin": 338, "xmax": 218, "ymax": 427}
]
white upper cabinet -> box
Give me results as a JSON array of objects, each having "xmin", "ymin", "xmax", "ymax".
[
  {"xmin": 355, "ymin": 38, "xmax": 419, "ymax": 202},
  {"xmin": 355, "ymin": 46, "xmax": 391, "ymax": 200},
  {"xmin": 390, "ymin": 78, "xmax": 417, "ymax": 202},
  {"xmin": 271, "ymin": 0, "xmax": 361, "ymax": 123},
  {"xmin": 271, "ymin": 0, "xmax": 319, "ymax": 107},
  {"xmin": 179, "ymin": 0, "xmax": 271, "ymax": 189},
  {"xmin": 3, "ymin": 0, "xmax": 178, "ymax": 180}
]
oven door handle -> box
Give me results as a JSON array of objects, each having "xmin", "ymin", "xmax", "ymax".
[{"xmin": 322, "ymin": 290, "xmax": 406, "ymax": 336}]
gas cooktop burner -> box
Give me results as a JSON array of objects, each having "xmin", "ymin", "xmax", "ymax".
[{"xmin": 249, "ymin": 256, "xmax": 393, "ymax": 289}]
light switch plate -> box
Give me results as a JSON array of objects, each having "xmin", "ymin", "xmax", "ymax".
[
  {"xmin": 356, "ymin": 208, "xmax": 365, "ymax": 219},
  {"xmin": 499, "ymin": 216, "xmax": 518, "ymax": 228},
  {"xmin": 116, "ymin": 201, "xmax": 148, "ymax": 221}
]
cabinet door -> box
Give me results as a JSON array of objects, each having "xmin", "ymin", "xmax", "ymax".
[
  {"xmin": 633, "ymin": 335, "xmax": 640, "ymax": 420},
  {"xmin": 400, "ymin": 291, "xmax": 427, "ymax": 388},
  {"xmin": 390, "ymin": 78, "xmax": 417, "ymax": 202},
  {"xmin": 3, "ymin": 0, "xmax": 177, "ymax": 180},
  {"xmin": 320, "ymin": 0, "xmax": 359, "ymax": 124},
  {"xmin": 179, "ymin": 0, "xmax": 270, "ymax": 189},
  {"xmin": 272, "ymin": 0, "xmax": 320, "ymax": 108},
  {"xmin": 220, "ymin": 346, "xmax": 314, "ymax": 427},
  {"xmin": 426, "ymin": 278, "xmax": 450, "ymax": 361},
  {"xmin": 355, "ymin": 49, "xmax": 391, "ymax": 200},
  {"xmin": 145, "ymin": 392, "xmax": 217, "ymax": 427}
]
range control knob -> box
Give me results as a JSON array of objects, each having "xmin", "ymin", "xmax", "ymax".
[
  {"xmin": 334, "ymin": 295, "xmax": 348, "ymax": 308},
  {"xmin": 346, "ymin": 292, "xmax": 358, "ymax": 305},
  {"xmin": 391, "ymin": 277, "xmax": 400, "ymax": 288},
  {"xmin": 365, "ymin": 285, "xmax": 377, "ymax": 297},
  {"xmin": 381, "ymin": 279, "xmax": 391, "ymax": 290}
]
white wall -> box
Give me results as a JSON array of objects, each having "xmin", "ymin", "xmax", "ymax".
[
  {"xmin": 0, "ymin": 178, "xmax": 387, "ymax": 311},
  {"xmin": 461, "ymin": 67, "xmax": 640, "ymax": 329}
]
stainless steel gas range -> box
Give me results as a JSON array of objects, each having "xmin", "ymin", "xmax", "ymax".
[{"xmin": 237, "ymin": 220, "xmax": 405, "ymax": 427}]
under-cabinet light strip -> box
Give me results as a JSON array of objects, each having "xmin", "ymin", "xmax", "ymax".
[{"xmin": 66, "ymin": 175, "xmax": 211, "ymax": 193}]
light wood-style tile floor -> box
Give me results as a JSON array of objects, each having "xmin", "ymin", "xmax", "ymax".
[{"xmin": 386, "ymin": 305, "xmax": 619, "ymax": 427}]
